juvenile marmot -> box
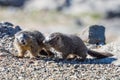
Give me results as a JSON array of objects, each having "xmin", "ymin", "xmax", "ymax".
[
  {"xmin": 14, "ymin": 30, "xmax": 53, "ymax": 58},
  {"xmin": 43, "ymin": 32, "xmax": 113, "ymax": 60}
]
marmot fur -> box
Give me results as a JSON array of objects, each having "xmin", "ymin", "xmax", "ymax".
[
  {"xmin": 14, "ymin": 30, "xmax": 53, "ymax": 58},
  {"xmin": 43, "ymin": 32, "xmax": 113, "ymax": 60}
]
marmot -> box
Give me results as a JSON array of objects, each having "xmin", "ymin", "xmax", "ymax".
[
  {"xmin": 14, "ymin": 30, "xmax": 54, "ymax": 58},
  {"xmin": 43, "ymin": 32, "xmax": 113, "ymax": 60}
]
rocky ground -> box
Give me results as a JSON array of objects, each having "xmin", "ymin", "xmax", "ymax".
[
  {"xmin": 0, "ymin": 22, "xmax": 120, "ymax": 80},
  {"xmin": 0, "ymin": 0, "xmax": 120, "ymax": 80}
]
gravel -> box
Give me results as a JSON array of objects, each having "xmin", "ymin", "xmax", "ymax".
[
  {"xmin": 0, "ymin": 22, "xmax": 120, "ymax": 80},
  {"xmin": 0, "ymin": 56, "xmax": 120, "ymax": 80}
]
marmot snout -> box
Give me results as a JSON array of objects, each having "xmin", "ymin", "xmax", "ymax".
[{"xmin": 15, "ymin": 32, "xmax": 31, "ymax": 46}]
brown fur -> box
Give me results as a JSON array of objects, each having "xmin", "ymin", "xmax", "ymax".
[
  {"xmin": 14, "ymin": 30, "xmax": 54, "ymax": 58},
  {"xmin": 44, "ymin": 32, "xmax": 113, "ymax": 60}
]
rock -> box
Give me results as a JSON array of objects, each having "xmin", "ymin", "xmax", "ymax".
[
  {"xmin": 0, "ymin": 22, "xmax": 21, "ymax": 38},
  {"xmin": 106, "ymin": 10, "xmax": 120, "ymax": 19},
  {"xmin": 0, "ymin": 21, "xmax": 22, "ymax": 54},
  {"xmin": 88, "ymin": 25, "xmax": 106, "ymax": 45},
  {"xmin": 0, "ymin": 0, "xmax": 27, "ymax": 7},
  {"xmin": 4, "ymin": 22, "xmax": 14, "ymax": 26}
]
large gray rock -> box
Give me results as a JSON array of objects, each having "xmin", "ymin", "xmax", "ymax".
[
  {"xmin": 88, "ymin": 25, "xmax": 106, "ymax": 45},
  {"xmin": 0, "ymin": 22, "xmax": 22, "ymax": 54},
  {"xmin": 0, "ymin": 22, "xmax": 21, "ymax": 38}
]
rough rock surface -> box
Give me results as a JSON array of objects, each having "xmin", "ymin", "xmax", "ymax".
[
  {"xmin": 0, "ymin": 22, "xmax": 120, "ymax": 80},
  {"xmin": 88, "ymin": 25, "xmax": 106, "ymax": 45},
  {"xmin": 0, "ymin": 22, "xmax": 21, "ymax": 54},
  {"xmin": 0, "ymin": 22, "xmax": 21, "ymax": 38}
]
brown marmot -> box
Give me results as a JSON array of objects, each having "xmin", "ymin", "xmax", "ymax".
[
  {"xmin": 14, "ymin": 30, "xmax": 54, "ymax": 58},
  {"xmin": 43, "ymin": 32, "xmax": 113, "ymax": 60}
]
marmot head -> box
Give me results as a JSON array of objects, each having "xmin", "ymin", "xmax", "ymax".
[
  {"xmin": 15, "ymin": 31, "xmax": 32, "ymax": 46},
  {"xmin": 43, "ymin": 32, "xmax": 64, "ymax": 49}
]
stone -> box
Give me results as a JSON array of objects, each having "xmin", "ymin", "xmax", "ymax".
[
  {"xmin": 0, "ymin": 0, "xmax": 27, "ymax": 7},
  {"xmin": 106, "ymin": 9, "xmax": 120, "ymax": 19},
  {"xmin": 0, "ymin": 22, "xmax": 21, "ymax": 38},
  {"xmin": 88, "ymin": 25, "xmax": 106, "ymax": 45}
]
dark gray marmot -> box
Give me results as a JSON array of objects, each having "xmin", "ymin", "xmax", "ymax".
[
  {"xmin": 14, "ymin": 30, "xmax": 54, "ymax": 59},
  {"xmin": 43, "ymin": 32, "xmax": 113, "ymax": 60}
]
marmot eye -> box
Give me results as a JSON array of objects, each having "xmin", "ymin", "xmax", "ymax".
[{"xmin": 55, "ymin": 36, "xmax": 60, "ymax": 41}]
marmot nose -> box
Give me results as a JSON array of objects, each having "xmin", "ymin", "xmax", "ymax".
[{"xmin": 21, "ymin": 40, "xmax": 25, "ymax": 45}]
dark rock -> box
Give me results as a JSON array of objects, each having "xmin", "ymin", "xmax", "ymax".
[
  {"xmin": 64, "ymin": 0, "xmax": 72, "ymax": 7},
  {"xmin": 88, "ymin": 25, "xmax": 106, "ymax": 45},
  {"xmin": 14, "ymin": 26, "xmax": 22, "ymax": 34},
  {"xmin": 106, "ymin": 10, "xmax": 120, "ymax": 19},
  {"xmin": 56, "ymin": 0, "xmax": 72, "ymax": 11},
  {"xmin": 74, "ymin": 65, "xmax": 79, "ymax": 69},
  {"xmin": 4, "ymin": 22, "xmax": 14, "ymax": 27},
  {"xmin": 0, "ymin": 22, "xmax": 21, "ymax": 38},
  {"xmin": 0, "ymin": 0, "xmax": 28, "ymax": 7}
]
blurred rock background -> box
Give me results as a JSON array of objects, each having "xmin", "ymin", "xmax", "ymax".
[{"xmin": 0, "ymin": 0, "xmax": 120, "ymax": 43}]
